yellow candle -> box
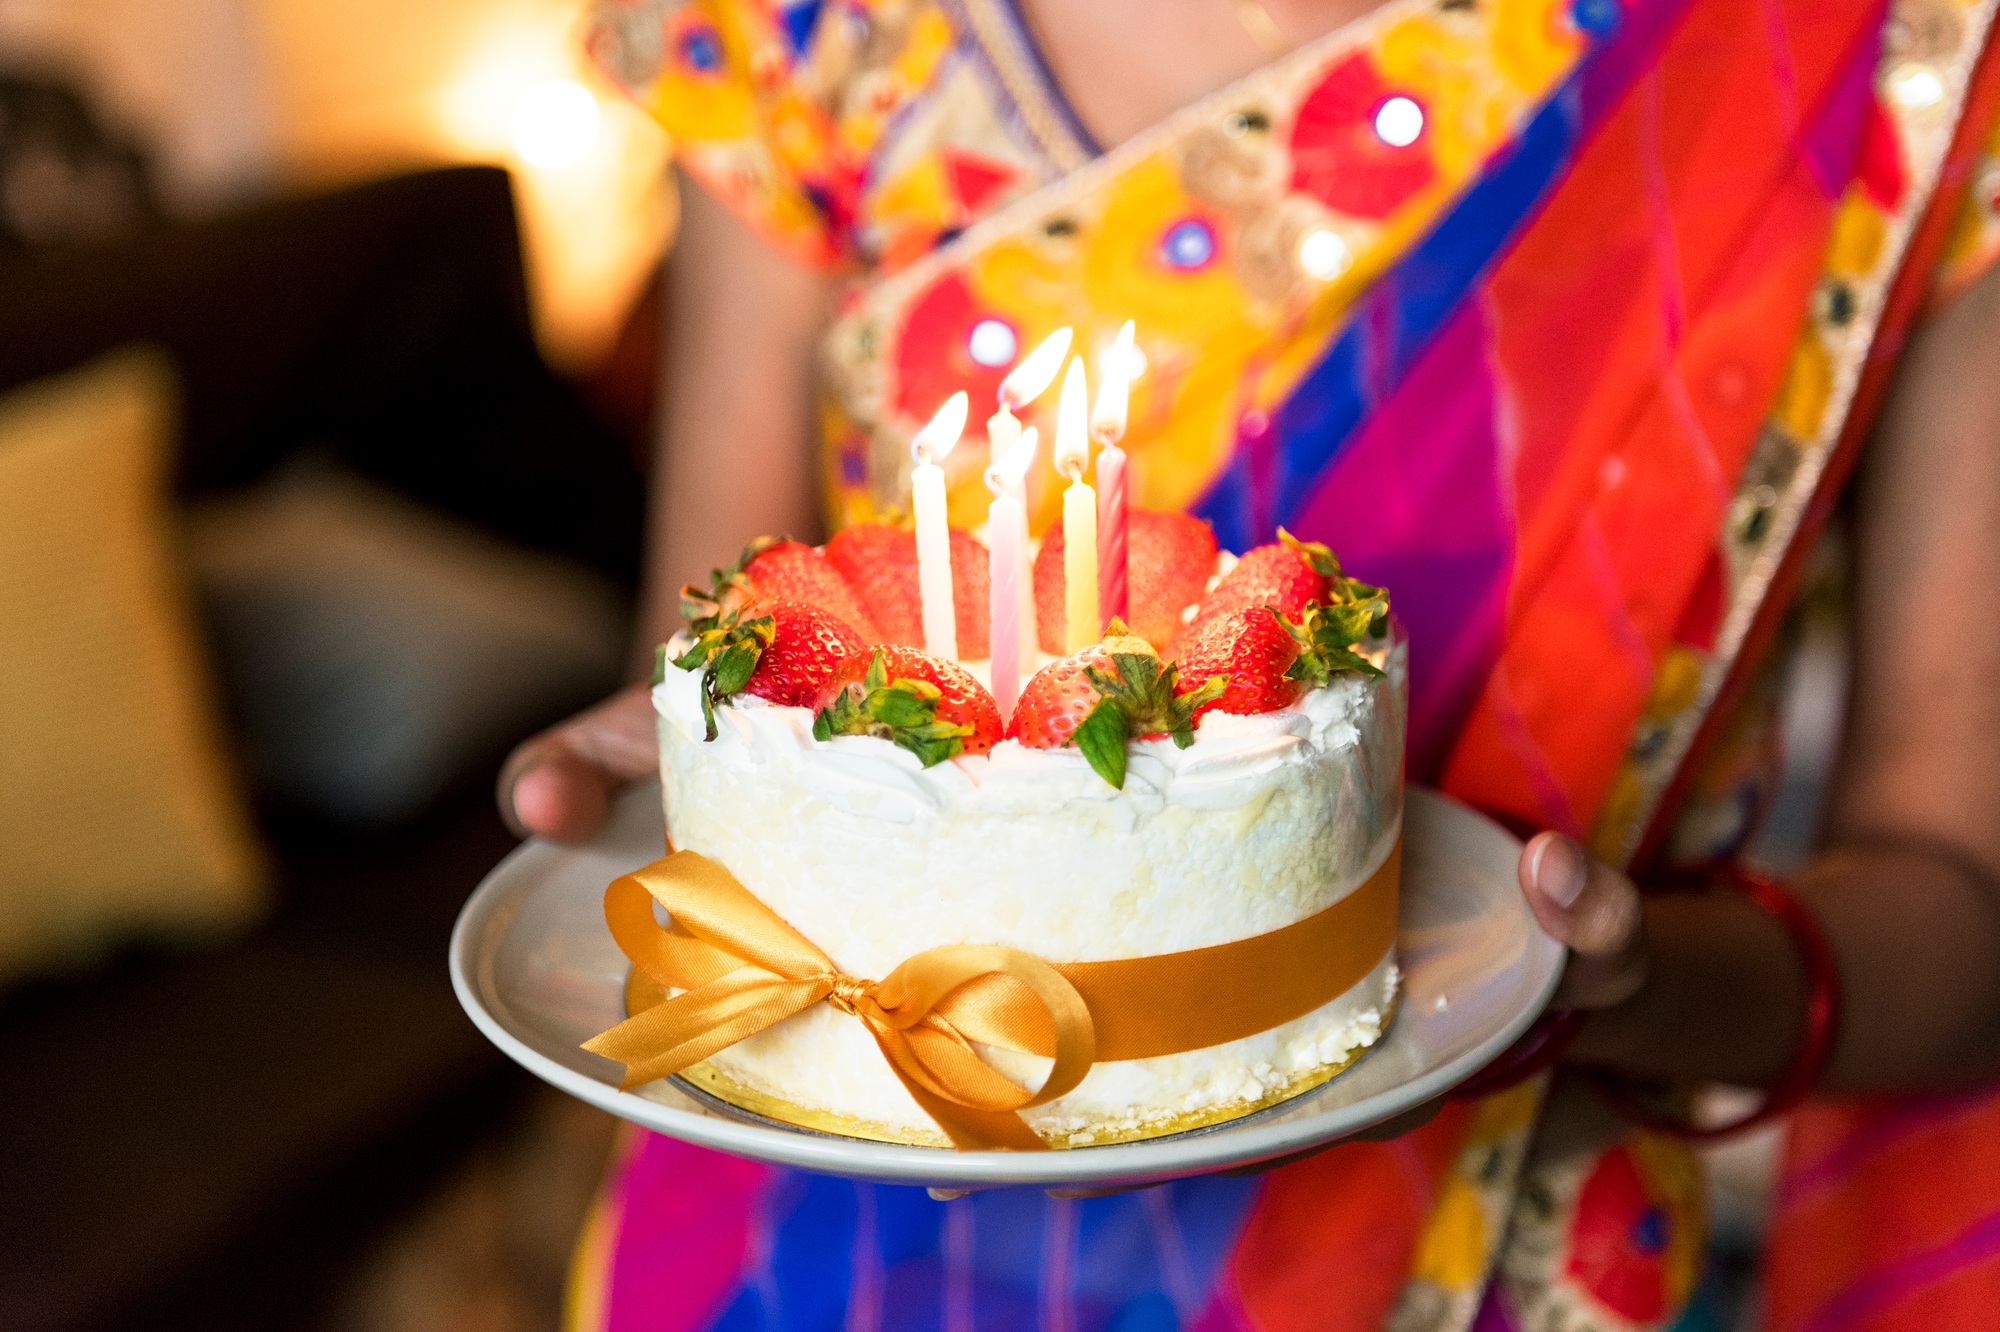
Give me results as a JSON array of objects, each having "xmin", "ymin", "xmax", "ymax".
[
  {"xmin": 1054, "ymin": 357, "xmax": 1098, "ymax": 652},
  {"xmin": 911, "ymin": 391, "xmax": 968, "ymax": 659}
]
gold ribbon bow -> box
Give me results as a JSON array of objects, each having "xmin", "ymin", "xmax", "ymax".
[{"xmin": 584, "ymin": 841, "xmax": 1400, "ymax": 1150}]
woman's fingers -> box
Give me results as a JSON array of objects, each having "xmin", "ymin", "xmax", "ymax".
[
  {"xmin": 1519, "ymin": 832, "xmax": 1648, "ymax": 1010},
  {"xmin": 499, "ymin": 684, "xmax": 661, "ymax": 842}
]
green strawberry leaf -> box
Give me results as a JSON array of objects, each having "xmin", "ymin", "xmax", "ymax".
[
  {"xmin": 1072, "ymin": 648, "xmax": 1225, "ymax": 781},
  {"xmin": 1170, "ymin": 675, "xmax": 1228, "ymax": 746},
  {"xmin": 1278, "ymin": 527, "xmax": 1342, "ymax": 578},
  {"xmin": 652, "ymin": 642, "xmax": 669, "ymax": 687},
  {"xmin": 1282, "ymin": 600, "xmax": 1386, "ymax": 687},
  {"xmin": 681, "ymin": 534, "xmax": 797, "ymax": 631},
  {"xmin": 1073, "ymin": 698, "xmax": 1130, "ymax": 788},
  {"xmin": 671, "ymin": 612, "xmax": 775, "ymax": 740},
  {"xmin": 812, "ymin": 649, "xmax": 971, "ymax": 768}
]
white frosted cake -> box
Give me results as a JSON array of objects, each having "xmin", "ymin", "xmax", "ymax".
[{"xmin": 648, "ymin": 598, "xmax": 1406, "ymax": 1147}]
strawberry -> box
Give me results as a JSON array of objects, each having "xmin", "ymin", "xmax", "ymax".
[
  {"xmin": 671, "ymin": 598, "xmax": 868, "ymax": 738},
  {"xmin": 1166, "ymin": 582, "xmax": 1393, "ymax": 724},
  {"xmin": 1011, "ymin": 621, "xmax": 1225, "ymax": 788},
  {"xmin": 820, "ymin": 524, "xmax": 992, "ymax": 660},
  {"xmin": 948, "ymin": 528, "xmax": 992, "ymax": 660},
  {"xmin": 1183, "ymin": 529, "xmax": 1339, "ymax": 639},
  {"xmin": 824, "ymin": 524, "xmax": 921, "ymax": 644},
  {"xmin": 812, "ymin": 645, "xmax": 1002, "ymax": 765},
  {"xmin": 824, "ymin": 524, "xmax": 991, "ymax": 658},
  {"xmin": 1169, "ymin": 607, "xmax": 1304, "ymax": 719},
  {"xmin": 741, "ymin": 539, "xmax": 881, "ymax": 641},
  {"xmin": 683, "ymin": 536, "xmax": 880, "ymax": 642},
  {"xmin": 1035, "ymin": 509, "xmax": 1217, "ymax": 653}
]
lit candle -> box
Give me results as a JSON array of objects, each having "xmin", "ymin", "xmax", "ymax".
[
  {"xmin": 999, "ymin": 326, "xmax": 1072, "ymax": 413},
  {"xmin": 1092, "ymin": 320, "xmax": 1135, "ymax": 625},
  {"xmin": 989, "ymin": 327, "xmax": 1070, "ymax": 677},
  {"xmin": 1054, "ymin": 357, "xmax": 1098, "ymax": 652},
  {"xmin": 911, "ymin": 391, "xmax": 968, "ymax": 659},
  {"xmin": 985, "ymin": 426, "xmax": 1038, "ymax": 722}
]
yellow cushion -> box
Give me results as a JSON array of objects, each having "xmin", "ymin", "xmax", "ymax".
[{"xmin": 0, "ymin": 350, "xmax": 266, "ymax": 985}]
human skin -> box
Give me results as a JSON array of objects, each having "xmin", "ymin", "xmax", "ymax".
[{"xmin": 501, "ymin": 0, "xmax": 2000, "ymax": 1105}]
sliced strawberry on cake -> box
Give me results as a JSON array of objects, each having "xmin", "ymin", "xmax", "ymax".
[
  {"xmin": 811, "ymin": 645, "xmax": 1002, "ymax": 765},
  {"xmin": 825, "ymin": 523, "xmax": 991, "ymax": 658},
  {"xmin": 669, "ymin": 598, "xmax": 869, "ymax": 738},
  {"xmin": 1011, "ymin": 622, "xmax": 1224, "ymax": 788},
  {"xmin": 1034, "ymin": 509, "xmax": 1217, "ymax": 652}
]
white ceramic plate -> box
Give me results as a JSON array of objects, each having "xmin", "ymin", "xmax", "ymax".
[{"xmin": 450, "ymin": 783, "xmax": 1562, "ymax": 1190}]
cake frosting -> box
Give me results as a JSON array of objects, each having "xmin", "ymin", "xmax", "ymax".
[{"xmin": 650, "ymin": 629, "xmax": 1407, "ymax": 1146}]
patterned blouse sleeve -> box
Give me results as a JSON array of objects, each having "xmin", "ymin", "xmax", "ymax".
[{"xmin": 588, "ymin": 0, "xmax": 854, "ymax": 269}]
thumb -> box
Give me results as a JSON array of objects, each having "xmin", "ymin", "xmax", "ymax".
[
  {"xmin": 499, "ymin": 685, "xmax": 659, "ymax": 842},
  {"xmin": 1519, "ymin": 833, "xmax": 1647, "ymax": 1010}
]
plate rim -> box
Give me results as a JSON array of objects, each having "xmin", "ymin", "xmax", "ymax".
[{"xmin": 449, "ymin": 785, "xmax": 1562, "ymax": 1188}]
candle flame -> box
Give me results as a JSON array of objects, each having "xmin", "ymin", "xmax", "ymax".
[
  {"xmin": 912, "ymin": 390, "xmax": 969, "ymax": 464},
  {"xmin": 985, "ymin": 426, "xmax": 1038, "ymax": 492},
  {"xmin": 1091, "ymin": 321, "xmax": 1135, "ymax": 445},
  {"xmin": 1053, "ymin": 356, "xmax": 1090, "ymax": 480},
  {"xmin": 999, "ymin": 327, "xmax": 1073, "ymax": 409}
]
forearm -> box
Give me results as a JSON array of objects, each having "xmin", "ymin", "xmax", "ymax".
[
  {"xmin": 1577, "ymin": 263, "xmax": 2000, "ymax": 1096},
  {"xmin": 636, "ymin": 176, "xmax": 833, "ymax": 658},
  {"xmin": 1574, "ymin": 842, "xmax": 2000, "ymax": 1092}
]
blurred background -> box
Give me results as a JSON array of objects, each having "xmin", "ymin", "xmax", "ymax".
[
  {"xmin": 0, "ymin": 2, "xmax": 667, "ymax": 1328},
  {"xmin": 0, "ymin": 0, "xmax": 673, "ymax": 368},
  {"xmin": 0, "ymin": 4, "xmax": 1849, "ymax": 1330}
]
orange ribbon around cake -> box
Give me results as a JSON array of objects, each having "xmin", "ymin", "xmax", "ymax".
[{"xmin": 582, "ymin": 841, "xmax": 1400, "ymax": 1151}]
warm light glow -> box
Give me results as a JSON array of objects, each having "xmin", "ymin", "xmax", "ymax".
[
  {"xmin": 912, "ymin": 391, "xmax": 970, "ymax": 464},
  {"xmin": 513, "ymin": 79, "xmax": 599, "ymax": 167},
  {"xmin": 1298, "ymin": 228, "xmax": 1352, "ymax": 280},
  {"xmin": 1091, "ymin": 321, "xmax": 1135, "ymax": 445},
  {"xmin": 1053, "ymin": 357, "xmax": 1090, "ymax": 480},
  {"xmin": 1374, "ymin": 96, "xmax": 1424, "ymax": 147},
  {"xmin": 968, "ymin": 318, "xmax": 1018, "ymax": 367},
  {"xmin": 1097, "ymin": 334, "xmax": 1146, "ymax": 385},
  {"xmin": 1000, "ymin": 327, "xmax": 1073, "ymax": 409},
  {"xmin": 1887, "ymin": 63, "xmax": 1944, "ymax": 109},
  {"xmin": 986, "ymin": 426, "xmax": 1039, "ymax": 493}
]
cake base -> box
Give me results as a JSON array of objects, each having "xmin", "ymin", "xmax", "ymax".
[{"xmin": 667, "ymin": 990, "xmax": 1402, "ymax": 1150}]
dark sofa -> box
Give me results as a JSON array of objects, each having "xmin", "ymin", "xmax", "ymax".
[{"xmin": 0, "ymin": 82, "xmax": 647, "ymax": 1329}]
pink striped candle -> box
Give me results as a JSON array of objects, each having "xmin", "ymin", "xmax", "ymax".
[
  {"xmin": 984, "ymin": 427, "xmax": 1037, "ymax": 720},
  {"xmin": 1091, "ymin": 321, "xmax": 1136, "ymax": 629},
  {"xmin": 1095, "ymin": 445, "xmax": 1128, "ymax": 626}
]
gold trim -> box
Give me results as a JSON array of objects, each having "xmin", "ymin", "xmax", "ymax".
[{"xmin": 674, "ymin": 990, "xmax": 1401, "ymax": 1150}]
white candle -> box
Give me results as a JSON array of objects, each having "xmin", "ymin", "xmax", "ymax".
[
  {"xmin": 985, "ymin": 426, "xmax": 1037, "ymax": 722},
  {"xmin": 1054, "ymin": 357, "xmax": 1098, "ymax": 652},
  {"xmin": 1091, "ymin": 322, "xmax": 1135, "ymax": 625},
  {"xmin": 911, "ymin": 391, "xmax": 968, "ymax": 659}
]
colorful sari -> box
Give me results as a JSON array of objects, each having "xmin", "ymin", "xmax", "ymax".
[{"xmin": 575, "ymin": 0, "xmax": 2000, "ymax": 1326}]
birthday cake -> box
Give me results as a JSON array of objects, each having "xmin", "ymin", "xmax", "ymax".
[{"xmin": 638, "ymin": 512, "xmax": 1406, "ymax": 1148}]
